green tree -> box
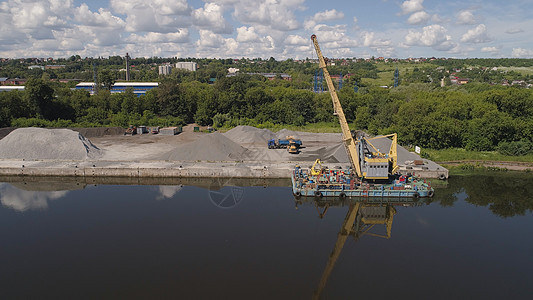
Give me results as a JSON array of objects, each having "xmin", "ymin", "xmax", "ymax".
[
  {"xmin": 98, "ymin": 69, "xmax": 116, "ymax": 91},
  {"xmin": 24, "ymin": 78, "xmax": 55, "ymax": 119}
]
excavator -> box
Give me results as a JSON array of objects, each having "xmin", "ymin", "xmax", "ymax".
[{"xmin": 310, "ymin": 34, "xmax": 399, "ymax": 181}]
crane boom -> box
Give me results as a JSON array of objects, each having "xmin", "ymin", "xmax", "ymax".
[{"xmin": 311, "ymin": 34, "xmax": 362, "ymax": 178}]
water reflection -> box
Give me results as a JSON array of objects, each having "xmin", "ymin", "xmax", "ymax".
[
  {"xmin": 0, "ymin": 183, "xmax": 69, "ymax": 212},
  {"xmin": 296, "ymin": 197, "xmax": 422, "ymax": 300},
  {"xmin": 426, "ymin": 172, "xmax": 533, "ymax": 217},
  {"xmin": 0, "ymin": 176, "xmax": 291, "ymax": 211},
  {"xmin": 0, "ymin": 173, "xmax": 532, "ymax": 298},
  {"xmin": 156, "ymin": 185, "xmax": 184, "ymax": 200}
]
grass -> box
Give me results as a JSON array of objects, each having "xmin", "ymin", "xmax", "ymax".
[
  {"xmin": 448, "ymin": 168, "xmax": 533, "ymax": 177},
  {"xmin": 497, "ymin": 66, "xmax": 533, "ymax": 76},
  {"xmin": 363, "ymin": 62, "xmax": 436, "ymax": 87},
  {"xmin": 422, "ymin": 148, "xmax": 533, "ymax": 163},
  {"xmin": 263, "ymin": 122, "xmax": 342, "ymax": 133},
  {"xmin": 218, "ymin": 122, "xmax": 343, "ymax": 133}
]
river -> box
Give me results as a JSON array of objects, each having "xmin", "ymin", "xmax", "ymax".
[{"xmin": 1, "ymin": 172, "xmax": 532, "ymax": 299}]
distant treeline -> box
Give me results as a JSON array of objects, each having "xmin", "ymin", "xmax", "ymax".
[
  {"xmin": 4, "ymin": 56, "xmax": 532, "ymax": 86},
  {"xmin": 1, "ymin": 75, "xmax": 532, "ymax": 155}
]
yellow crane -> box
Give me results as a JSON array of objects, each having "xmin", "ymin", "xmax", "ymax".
[{"xmin": 310, "ymin": 34, "xmax": 399, "ymax": 180}]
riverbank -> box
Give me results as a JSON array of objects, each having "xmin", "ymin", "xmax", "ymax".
[{"xmin": 442, "ymin": 160, "xmax": 533, "ymax": 172}]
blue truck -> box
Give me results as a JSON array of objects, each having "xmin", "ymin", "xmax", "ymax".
[{"xmin": 268, "ymin": 137, "xmax": 302, "ymax": 153}]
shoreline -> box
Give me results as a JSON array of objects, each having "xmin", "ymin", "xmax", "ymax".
[
  {"xmin": 0, "ymin": 158, "xmax": 448, "ymax": 179},
  {"xmin": 438, "ymin": 160, "xmax": 533, "ymax": 171}
]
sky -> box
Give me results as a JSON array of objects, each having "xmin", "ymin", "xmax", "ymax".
[{"xmin": 1, "ymin": 0, "xmax": 532, "ymax": 59}]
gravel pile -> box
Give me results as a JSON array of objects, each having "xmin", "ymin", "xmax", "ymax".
[
  {"xmin": 160, "ymin": 131, "xmax": 249, "ymax": 161},
  {"xmin": 275, "ymin": 128, "xmax": 300, "ymax": 139},
  {"xmin": 223, "ymin": 126, "xmax": 276, "ymax": 145},
  {"xmin": 0, "ymin": 128, "xmax": 102, "ymax": 160},
  {"xmin": 71, "ymin": 127, "xmax": 125, "ymax": 138}
]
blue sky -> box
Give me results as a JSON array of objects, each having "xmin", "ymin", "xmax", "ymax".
[{"xmin": 1, "ymin": 0, "xmax": 532, "ymax": 59}]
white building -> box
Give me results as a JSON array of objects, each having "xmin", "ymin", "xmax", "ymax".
[
  {"xmin": 176, "ymin": 62, "xmax": 198, "ymax": 72},
  {"xmin": 159, "ymin": 65, "xmax": 172, "ymax": 75}
]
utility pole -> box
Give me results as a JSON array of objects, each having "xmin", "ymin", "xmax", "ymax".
[
  {"xmin": 125, "ymin": 53, "xmax": 130, "ymax": 81},
  {"xmin": 92, "ymin": 62, "xmax": 98, "ymax": 94}
]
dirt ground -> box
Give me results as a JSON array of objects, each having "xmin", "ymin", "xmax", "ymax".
[
  {"xmin": 89, "ymin": 127, "xmax": 347, "ymax": 163},
  {"xmin": 90, "ymin": 130, "xmax": 204, "ymax": 161}
]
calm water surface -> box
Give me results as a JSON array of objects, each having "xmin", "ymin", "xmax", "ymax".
[{"xmin": 1, "ymin": 173, "xmax": 532, "ymax": 299}]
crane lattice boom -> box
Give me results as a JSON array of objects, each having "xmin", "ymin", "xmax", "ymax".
[{"xmin": 310, "ymin": 34, "xmax": 362, "ymax": 178}]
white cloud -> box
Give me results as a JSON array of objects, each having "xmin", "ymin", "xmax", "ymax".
[
  {"xmin": 233, "ymin": 0, "xmax": 303, "ymax": 31},
  {"xmin": 362, "ymin": 32, "xmax": 391, "ymax": 47},
  {"xmin": 407, "ymin": 11, "xmax": 430, "ymax": 25},
  {"xmin": 461, "ymin": 24, "xmax": 491, "ymax": 43},
  {"xmin": 112, "ymin": 0, "xmax": 190, "ymax": 16},
  {"xmin": 481, "ymin": 46, "xmax": 499, "ymax": 53},
  {"xmin": 284, "ymin": 35, "xmax": 307, "ymax": 46},
  {"xmin": 110, "ymin": 0, "xmax": 191, "ymax": 32},
  {"xmin": 304, "ymin": 9, "xmax": 345, "ymax": 30},
  {"xmin": 75, "ymin": 4, "xmax": 125, "ymax": 28},
  {"xmin": 431, "ymin": 14, "xmax": 447, "ymax": 23},
  {"xmin": 127, "ymin": 30, "xmax": 189, "ymax": 43},
  {"xmin": 505, "ymin": 28, "xmax": 524, "ymax": 34},
  {"xmin": 196, "ymin": 30, "xmax": 240, "ymax": 57},
  {"xmin": 312, "ymin": 9, "xmax": 344, "ymax": 22},
  {"xmin": 236, "ymin": 26, "xmax": 260, "ymax": 42},
  {"xmin": 192, "ymin": 3, "xmax": 232, "ymax": 34},
  {"xmin": 0, "ymin": 0, "xmax": 531, "ymax": 59},
  {"xmin": 361, "ymin": 31, "xmax": 393, "ymax": 56},
  {"xmin": 196, "ymin": 30, "xmax": 224, "ymax": 48},
  {"xmin": 352, "ymin": 16, "xmax": 360, "ymax": 30},
  {"xmin": 405, "ymin": 24, "xmax": 456, "ymax": 51},
  {"xmin": 4, "ymin": 0, "xmax": 72, "ymax": 40},
  {"xmin": 312, "ymin": 24, "xmax": 347, "ymax": 43},
  {"xmin": 512, "ymin": 48, "xmax": 533, "ymax": 58},
  {"xmin": 400, "ymin": 0, "xmax": 424, "ymax": 15},
  {"xmin": 457, "ymin": 10, "xmax": 477, "ymax": 25}
]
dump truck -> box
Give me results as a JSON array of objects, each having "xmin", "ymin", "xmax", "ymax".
[{"xmin": 268, "ymin": 137, "xmax": 302, "ymax": 149}]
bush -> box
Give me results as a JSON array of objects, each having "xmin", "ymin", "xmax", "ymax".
[{"xmin": 497, "ymin": 139, "xmax": 533, "ymax": 156}]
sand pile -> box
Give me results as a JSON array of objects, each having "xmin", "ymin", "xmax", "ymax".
[
  {"xmin": 0, "ymin": 128, "xmax": 102, "ymax": 160},
  {"xmin": 160, "ymin": 131, "xmax": 249, "ymax": 161},
  {"xmin": 223, "ymin": 126, "xmax": 275, "ymax": 145}
]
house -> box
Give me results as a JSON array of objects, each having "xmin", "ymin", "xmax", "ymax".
[{"xmin": 456, "ymin": 78, "xmax": 469, "ymax": 85}]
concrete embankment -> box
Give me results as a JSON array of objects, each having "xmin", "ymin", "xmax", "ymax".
[
  {"xmin": 0, "ymin": 160, "xmax": 294, "ymax": 178},
  {"xmin": 0, "ymin": 159, "xmax": 448, "ymax": 179}
]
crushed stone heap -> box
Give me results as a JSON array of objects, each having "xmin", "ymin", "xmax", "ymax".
[
  {"xmin": 160, "ymin": 131, "xmax": 249, "ymax": 161},
  {"xmin": 0, "ymin": 128, "xmax": 102, "ymax": 160},
  {"xmin": 223, "ymin": 125, "xmax": 276, "ymax": 145}
]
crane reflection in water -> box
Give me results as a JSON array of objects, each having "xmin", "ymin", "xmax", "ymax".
[{"xmin": 294, "ymin": 196, "xmax": 423, "ymax": 300}]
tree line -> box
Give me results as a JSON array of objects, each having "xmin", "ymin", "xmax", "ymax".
[{"xmin": 1, "ymin": 73, "xmax": 532, "ymax": 155}]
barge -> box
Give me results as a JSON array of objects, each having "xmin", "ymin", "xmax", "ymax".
[{"xmin": 291, "ymin": 165, "xmax": 434, "ymax": 198}]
